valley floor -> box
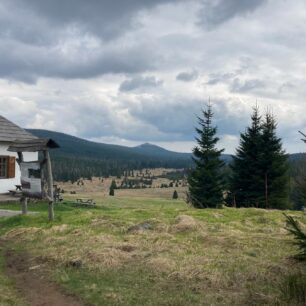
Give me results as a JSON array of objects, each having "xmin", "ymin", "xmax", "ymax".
[{"xmin": 0, "ymin": 196, "xmax": 305, "ymax": 306}]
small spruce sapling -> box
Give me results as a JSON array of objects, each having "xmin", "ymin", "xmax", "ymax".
[
  {"xmin": 109, "ymin": 188, "xmax": 115, "ymax": 196},
  {"xmin": 172, "ymin": 190, "xmax": 178, "ymax": 199},
  {"xmin": 284, "ymin": 214, "xmax": 306, "ymax": 261},
  {"xmin": 109, "ymin": 179, "xmax": 117, "ymax": 196}
]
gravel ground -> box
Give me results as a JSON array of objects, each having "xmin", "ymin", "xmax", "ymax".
[
  {"xmin": 0, "ymin": 210, "xmax": 38, "ymax": 217},
  {"xmin": 0, "ymin": 210, "xmax": 21, "ymax": 217}
]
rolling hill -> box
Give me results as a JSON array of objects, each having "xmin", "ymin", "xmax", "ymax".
[
  {"xmin": 26, "ymin": 129, "xmax": 305, "ymax": 181},
  {"xmin": 27, "ymin": 129, "xmax": 195, "ymax": 181},
  {"xmin": 27, "ymin": 129, "xmax": 232, "ymax": 161},
  {"xmin": 27, "ymin": 129, "xmax": 193, "ymax": 162}
]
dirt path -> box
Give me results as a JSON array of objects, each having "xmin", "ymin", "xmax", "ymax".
[
  {"xmin": 3, "ymin": 246, "xmax": 89, "ymax": 306},
  {"xmin": 0, "ymin": 209, "xmax": 37, "ymax": 217},
  {"xmin": 0, "ymin": 209, "xmax": 22, "ymax": 217}
]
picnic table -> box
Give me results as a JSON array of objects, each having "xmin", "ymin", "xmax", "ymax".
[
  {"xmin": 15, "ymin": 185, "xmax": 22, "ymax": 191},
  {"xmin": 74, "ymin": 198, "xmax": 96, "ymax": 207}
]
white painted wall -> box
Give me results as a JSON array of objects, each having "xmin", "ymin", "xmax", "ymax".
[{"xmin": 0, "ymin": 143, "xmax": 38, "ymax": 194}]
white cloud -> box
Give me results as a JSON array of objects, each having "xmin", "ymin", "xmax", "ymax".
[{"xmin": 1, "ymin": 0, "xmax": 306, "ymax": 153}]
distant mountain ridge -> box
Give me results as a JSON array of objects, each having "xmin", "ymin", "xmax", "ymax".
[
  {"xmin": 26, "ymin": 129, "xmax": 305, "ymax": 181},
  {"xmin": 132, "ymin": 143, "xmax": 191, "ymax": 159},
  {"xmin": 27, "ymin": 129, "xmax": 234, "ymax": 162},
  {"xmin": 27, "ymin": 129, "xmax": 193, "ymax": 161},
  {"xmin": 27, "ymin": 129, "xmax": 304, "ymax": 163},
  {"xmin": 27, "ymin": 129, "xmax": 195, "ymax": 180}
]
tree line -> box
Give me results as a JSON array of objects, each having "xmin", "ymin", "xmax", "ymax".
[
  {"xmin": 188, "ymin": 104, "xmax": 292, "ymax": 210},
  {"xmin": 49, "ymin": 155, "xmax": 191, "ymax": 182}
]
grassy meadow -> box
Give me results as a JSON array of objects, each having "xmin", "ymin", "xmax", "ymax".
[{"xmin": 0, "ymin": 196, "xmax": 305, "ymax": 305}]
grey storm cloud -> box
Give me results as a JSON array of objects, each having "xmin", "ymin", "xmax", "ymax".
[
  {"xmin": 0, "ymin": 0, "xmax": 184, "ymax": 82},
  {"xmin": 119, "ymin": 76, "xmax": 163, "ymax": 92},
  {"xmin": 127, "ymin": 97, "xmax": 247, "ymax": 141},
  {"xmin": 0, "ymin": 38, "xmax": 160, "ymax": 83},
  {"xmin": 230, "ymin": 78, "xmax": 266, "ymax": 93},
  {"xmin": 4, "ymin": 0, "xmax": 188, "ymax": 41},
  {"xmin": 198, "ymin": 0, "xmax": 267, "ymax": 28},
  {"xmin": 206, "ymin": 72, "xmax": 236, "ymax": 85},
  {"xmin": 176, "ymin": 70, "xmax": 199, "ymax": 82},
  {"xmin": 0, "ymin": 0, "xmax": 267, "ymax": 83}
]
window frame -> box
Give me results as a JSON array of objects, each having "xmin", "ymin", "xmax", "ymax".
[
  {"xmin": 0, "ymin": 155, "xmax": 16, "ymax": 179},
  {"xmin": 0, "ymin": 156, "xmax": 8, "ymax": 179}
]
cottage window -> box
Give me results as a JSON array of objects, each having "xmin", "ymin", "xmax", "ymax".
[
  {"xmin": 0, "ymin": 156, "xmax": 16, "ymax": 179},
  {"xmin": 0, "ymin": 156, "xmax": 7, "ymax": 178}
]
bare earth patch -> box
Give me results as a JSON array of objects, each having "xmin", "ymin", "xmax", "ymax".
[{"xmin": 3, "ymin": 245, "xmax": 88, "ymax": 306}]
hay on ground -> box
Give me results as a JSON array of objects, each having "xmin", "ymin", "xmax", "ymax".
[{"xmin": 172, "ymin": 215, "xmax": 197, "ymax": 232}]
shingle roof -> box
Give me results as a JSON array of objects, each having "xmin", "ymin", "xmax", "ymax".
[
  {"xmin": 0, "ymin": 115, "xmax": 37, "ymax": 142},
  {"xmin": 8, "ymin": 138, "xmax": 60, "ymax": 152}
]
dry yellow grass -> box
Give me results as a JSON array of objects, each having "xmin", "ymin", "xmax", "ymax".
[
  {"xmin": 0, "ymin": 198, "xmax": 305, "ymax": 305},
  {"xmin": 56, "ymin": 168, "xmax": 187, "ymax": 198},
  {"xmin": 172, "ymin": 214, "xmax": 197, "ymax": 232}
]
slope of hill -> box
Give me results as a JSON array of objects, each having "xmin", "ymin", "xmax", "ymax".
[
  {"xmin": 27, "ymin": 129, "xmax": 194, "ymax": 181},
  {"xmin": 26, "ymin": 129, "xmax": 305, "ymax": 181},
  {"xmin": 27, "ymin": 129, "xmax": 193, "ymax": 161},
  {"xmin": 289, "ymin": 152, "xmax": 306, "ymax": 162},
  {"xmin": 26, "ymin": 129, "xmax": 234, "ymax": 181},
  {"xmin": 132, "ymin": 143, "xmax": 192, "ymax": 159},
  {"xmin": 28, "ymin": 129, "xmax": 232, "ymax": 161}
]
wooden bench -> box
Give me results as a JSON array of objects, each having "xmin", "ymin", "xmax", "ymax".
[
  {"xmin": 8, "ymin": 190, "xmax": 22, "ymax": 196},
  {"xmin": 8, "ymin": 185, "xmax": 23, "ymax": 197},
  {"xmin": 74, "ymin": 198, "xmax": 96, "ymax": 207}
]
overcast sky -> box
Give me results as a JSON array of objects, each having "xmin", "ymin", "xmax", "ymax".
[{"xmin": 1, "ymin": 0, "xmax": 306, "ymax": 153}]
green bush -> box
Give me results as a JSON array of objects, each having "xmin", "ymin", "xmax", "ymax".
[{"xmin": 284, "ymin": 214, "xmax": 306, "ymax": 261}]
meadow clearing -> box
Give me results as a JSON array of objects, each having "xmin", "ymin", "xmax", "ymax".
[{"xmin": 0, "ymin": 194, "xmax": 305, "ymax": 306}]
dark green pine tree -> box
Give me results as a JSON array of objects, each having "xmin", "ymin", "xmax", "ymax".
[
  {"xmin": 109, "ymin": 179, "xmax": 117, "ymax": 196},
  {"xmin": 188, "ymin": 104, "xmax": 224, "ymax": 208},
  {"xmin": 172, "ymin": 190, "xmax": 178, "ymax": 199},
  {"xmin": 259, "ymin": 113, "xmax": 289, "ymax": 209},
  {"xmin": 230, "ymin": 107, "xmax": 263, "ymax": 207}
]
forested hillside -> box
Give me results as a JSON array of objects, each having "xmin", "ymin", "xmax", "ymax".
[
  {"xmin": 27, "ymin": 129, "xmax": 305, "ymax": 190},
  {"xmin": 27, "ymin": 129, "xmax": 194, "ymax": 181}
]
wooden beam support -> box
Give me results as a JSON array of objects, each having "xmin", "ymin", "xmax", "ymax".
[
  {"xmin": 44, "ymin": 150, "xmax": 54, "ymax": 221},
  {"xmin": 17, "ymin": 151, "xmax": 23, "ymax": 165},
  {"xmin": 17, "ymin": 151, "xmax": 28, "ymax": 215},
  {"xmin": 21, "ymin": 197, "xmax": 28, "ymax": 215}
]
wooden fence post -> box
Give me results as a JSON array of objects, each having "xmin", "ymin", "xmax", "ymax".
[
  {"xmin": 17, "ymin": 152, "xmax": 28, "ymax": 215},
  {"xmin": 44, "ymin": 150, "xmax": 54, "ymax": 221},
  {"xmin": 21, "ymin": 197, "xmax": 28, "ymax": 215}
]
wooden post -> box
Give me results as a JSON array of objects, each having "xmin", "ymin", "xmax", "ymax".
[
  {"xmin": 21, "ymin": 197, "xmax": 28, "ymax": 215},
  {"xmin": 44, "ymin": 150, "xmax": 54, "ymax": 221},
  {"xmin": 17, "ymin": 152, "xmax": 23, "ymax": 164},
  {"xmin": 18, "ymin": 152, "xmax": 28, "ymax": 215},
  {"xmin": 233, "ymin": 193, "xmax": 236, "ymax": 208},
  {"xmin": 265, "ymin": 172, "xmax": 269, "ymax": 209}
]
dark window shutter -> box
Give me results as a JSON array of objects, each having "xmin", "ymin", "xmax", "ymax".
[{"xmin": 7, "ymin": 156, "xmax": 16, "ymax": 178}]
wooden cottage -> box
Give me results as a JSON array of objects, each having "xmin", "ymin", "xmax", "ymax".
[{"xmin": 0, "ymin": 115, "xmax": 38, "ymax": 194}]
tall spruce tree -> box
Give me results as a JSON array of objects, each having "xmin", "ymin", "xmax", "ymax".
[
  {"xmin": 230, "ymin": 108, "xmax": 289, "ymax": 208},
  {"xmin": 230, "ymin": 107, "xmax": 263, "ymax": 207},
  {"xmin": 259, "ymin": 113, "xmax": 289, "ymax": 209},
  {"xmin": 188, "ymin": 104, "xmax": 224, "ymax": 208}
]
